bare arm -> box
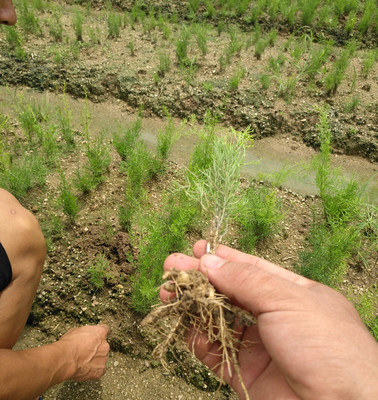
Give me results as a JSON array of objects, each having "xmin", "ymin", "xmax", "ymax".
[{"xmin": 0, "ymin": 325, "xmax": 109, "ymax": 400}]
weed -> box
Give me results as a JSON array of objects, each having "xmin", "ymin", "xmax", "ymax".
[
  {"xmin": 87, "ymin": 254, "xmax": 113, "ymax": 290},
  {"xmin": 268, "ymin": 54, "xmax": 286, "ymax": 73},
  {"xmin": 305, "ymin": 41, "xmax": 333, "ymax": 81},
  {"xmin": 202, "ymin": 81, "xmax": 214, "ymax": 92},
  {"xmin": 277, "ymin": 75, "xmax": 297, "ymax": 103}
]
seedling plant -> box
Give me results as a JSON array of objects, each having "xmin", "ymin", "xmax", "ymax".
[{"xmin": 142, "ymin": 126, "xmax": 256, "ymax": 400}]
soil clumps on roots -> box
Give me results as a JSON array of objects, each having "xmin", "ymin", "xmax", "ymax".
[{"xmin": 142, "ymin": 268, "xmax": 256, "ymax": 400}]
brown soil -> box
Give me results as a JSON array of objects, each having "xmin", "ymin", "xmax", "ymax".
[{"xmin": 1, "ymin": 1, "xmax": 377, "ymax": 399}]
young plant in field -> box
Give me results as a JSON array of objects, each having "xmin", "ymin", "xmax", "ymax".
[
  {"xmin": 59, "ymin": 173, "xmax": 79, "ymax": 221},
  {"xmin": 176, "ymin": 27, "xmax": 191, "ymax": 66},
  {"xmin": 229, "ymin": 66, "xmax": 246, "ymax": 91},
  {"xmin": 5, "ymin": 27, "xmax": 27, "ymax": 60},
  {"xmin": 296, "ymin": 106, "xmax": 367, "ymax": 286},
  {"xmin": 88, "ymin": 26, "xmax": 101, "ymax": 45},
  {"xmin": 358, "ymin": 0, "xmax": 375, "ymax": 34},
  {"xmin": 324, "ymin": 41, "xmax": 357, "ymax": 95},
  {"xmin": 87, "ymin": 254, "xmax": 113, "ymax": 291},
  {"xmin": 254, "ymin": 37, "xmax": 268, "ymax": 59},
  {"xmin": 107, "ymin": 12, "xmax": 122, "ymax": 38},
  {"xmin": 192, "ymin": 23, "xmax": 208, "ymax": 56},
  {"xmin": 56, "ymin": 97, "xmax": 75, "ymax": 150},
  {"xmin": 361, "ymin": 49, "xmax": 377, "ymax": 79},
  {"xmin": 154, "ymin": 112, "xmax": 178, "ymax": 174},
  {"xmin": 73, "ymin": 10, "xmax": 84, "ymax": 41},
  {"xmin": 259, "ymin": 73, "xmax": 272, "ymax": 90},
  {"xmin": 301, "ymin": 0, "xmax": 318, "ymax": 26},
  {"xmin": 128, "ymin": 40, "xmax": 135, "ymax": 56},
  {"xmin": 157, "ymin": 51, "xmax": 171, "ymax": 77},
  {"xmin": 344, "ymin": 96, "xmax": 360, "ymax": 113},
  {"xmin": 113, "ymin": 118, "xmax": 142, "ymax": 161},
  {"xmin": 41, "ymin": 124, "xmax": 60, "ymax": 166},
  {"xmin": 47, "ymin": 12, "xmax": 63, "ymax": 42},
  {"xmin": 0, "ymin": 153, "xmax": 47, "ymax": 199},
  {"xmin": 298, "ymin": 221, "xmax": 360, "ymax": 287},
  {"xmin": 236, "ymin": 184, "xmax": 283, "ymax": 253},
  {"xmin": 18, "ymin": 0, "xmax": 41, "ymax": 36},
  {"xmin": 86, "ymin": 134, "xmax": 111, "ymax": 186}
]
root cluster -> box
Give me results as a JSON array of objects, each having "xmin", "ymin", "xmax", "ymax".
[{"xmin": 141, "ymin": 268, "xmax": 256, "ymax": 400}]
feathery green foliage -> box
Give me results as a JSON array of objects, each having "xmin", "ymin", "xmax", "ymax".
[
  {"xmin": 297, "ymin": 105, "xmax": 369, "ymax": 287},
  {"xmin": 87, "ymin": 254, "xmax": 113, "ymax": 290}
]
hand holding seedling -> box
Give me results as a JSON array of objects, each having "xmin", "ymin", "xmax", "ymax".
[{"xmin": 161, "ymin": 240, "xmax": 378, "ymax": 400}]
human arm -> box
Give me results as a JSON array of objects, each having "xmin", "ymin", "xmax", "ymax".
[
  {"xmin": 0, "ymin": 324, "xmax": 110, "ymax": 400},
  {"xmin": 161, "ymin": 240, "xmax": 378, "ymax": 400}
]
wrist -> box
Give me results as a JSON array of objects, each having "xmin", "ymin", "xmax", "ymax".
[{"xmin": 48, "ymin": 341, "xmax": 77, "ymax": 384}]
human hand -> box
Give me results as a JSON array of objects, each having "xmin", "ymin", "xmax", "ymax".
[
  {"xmin": 56, "ymin": 324, "xmax": 110, "ymax": 381},
  {"xmin": 161, "ymin": 240, "xmax": 378, "ymax": 400}
]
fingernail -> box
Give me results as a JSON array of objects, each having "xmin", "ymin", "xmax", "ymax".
[{"xmin": 204, "ymin": 254, "xmax": 226, "ymax": 269}]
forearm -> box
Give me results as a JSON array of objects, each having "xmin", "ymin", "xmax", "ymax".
[{"xmin": 0, "ymin": 342, "xmax": 74, "ymax": 400}]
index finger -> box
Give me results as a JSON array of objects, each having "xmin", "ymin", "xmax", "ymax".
[{"xmin": 193, "ymin": 240, "xmax": 313, "ymax": 287}]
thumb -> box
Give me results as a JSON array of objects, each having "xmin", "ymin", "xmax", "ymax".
[{"xmin": 199, "ymin": 254, "xmax": 307, "ymax": 316}]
